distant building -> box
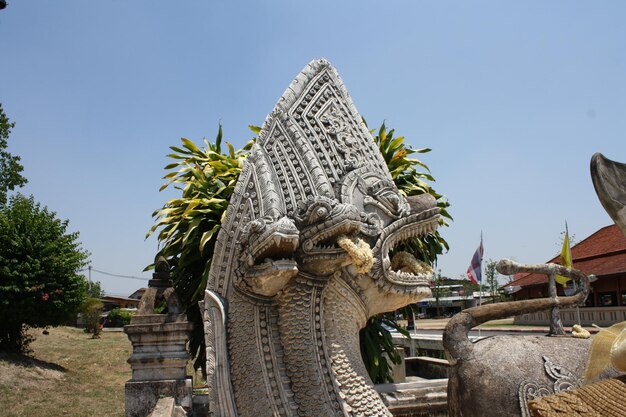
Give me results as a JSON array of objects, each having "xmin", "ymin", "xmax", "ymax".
[
  {"xmin": 100, "ymin": 288, "xmax": 146, "ymax": 312},
  {"xmin": 416, "ymin": 280, "xmax": 488, "ymax": 318},
  {"xmin": 101, "ymin": 295, "xmax": 141, "ymax": 312},
  {"xmin": 505, "ymin": 224, "xmax": 626, "ymax": 326},
  {"xmin": 128, "ymin": 288, "xmax": 147, "ymax": 300}
]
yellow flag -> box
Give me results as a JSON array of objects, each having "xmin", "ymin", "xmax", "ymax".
[{"xmin": 555, "ymin": 229, "xmax": 572, "ymax": 286}]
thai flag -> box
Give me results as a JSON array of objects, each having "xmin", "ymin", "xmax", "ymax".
[{"xmin": 466, "ymin": 238, "xmax": 483, "ymax": 284}]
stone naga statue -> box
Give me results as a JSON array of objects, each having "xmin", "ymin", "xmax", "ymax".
[{"xmin": 201, "ymin": 59, "xmax": 441, "ymax": 417}]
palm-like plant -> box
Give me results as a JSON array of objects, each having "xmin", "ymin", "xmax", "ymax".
[
  {"xmin": 146, "ymin": 126, "xmax": 254, "ymax": 369},
  {"xmin": 148, "ymin": 122, "xmax": 451, "ymax": 380}
]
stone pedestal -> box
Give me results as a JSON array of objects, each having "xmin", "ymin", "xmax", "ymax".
[
  {"xmin": 125, "ymin": 379, "xmax": 192, "ymax": 417},
  {"xmin": 125, "ymin": 317, "xmax": 193, "ymax": 381},
  {"xmin": 124, "ymin": 257, "xmax": 193, "ymax": 417}
]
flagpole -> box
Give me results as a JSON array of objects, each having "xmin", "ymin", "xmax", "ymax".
[
  {"xmin": 478, "ymin": 232, "xmax": 483, "ymax": 338},
  {"xmin": 567, "ymin": 220, "xmax": 582, "ymax": 326},
  {"xmin": 479, "ymin": 231, "xmax": 483, "ymax": 307}
]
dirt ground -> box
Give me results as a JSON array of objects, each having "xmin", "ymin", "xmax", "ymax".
[{"xmin": 0, "ymin": 326, "xmax": 131, "ymax": 417}]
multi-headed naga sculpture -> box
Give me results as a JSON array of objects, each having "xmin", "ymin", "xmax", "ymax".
[{"xmin": 201, "ymin": 59, "xmax": 440, "ymax": 416}]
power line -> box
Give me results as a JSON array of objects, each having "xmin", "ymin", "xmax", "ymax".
[{"xmin": 83, "ymin": 267, "xmax": 150, "ymax": 281}]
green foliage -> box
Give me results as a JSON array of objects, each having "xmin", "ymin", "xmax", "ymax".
[
  {"xmin": 0, "ymin": 194, "xmax": 90, "ymax": 352},
  {"xmin": 371, "ymin": 122, "xmax": 451, "ymax": 264},
  {"xmin": 82, "ymin": 298, "xmax": 104, "ymax": 338},
  {"xmin": 106, "ymin": 307, "xmax": 133, "ymax": 327},
  {"xmin": 359, "ymin": 315, "xmax": 409, "ymax": 383},
  {"xmin": 0, "ymin": 324, "xmax": 35, "ymax": 355},
  {"xmin": 147, "ymin": 125, "xmax": 255, "ymax": 370},
  {"xmin": 85, "ymin": 280, "xmax": 104, "ymax": 299},
  {"xmin": 431, "ymin": 269, "xmax": 451, "ymax": 317},
  {"xmin": 483, "ymin": 259, "xmax": 502, "ymax": 300},
  {"xmin": 0, "ymin": 104, "xmax": 27, "ymax": 207}
]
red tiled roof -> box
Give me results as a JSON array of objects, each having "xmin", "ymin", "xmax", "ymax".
[{"xmin": 507, "ymin": 224, "xmax": 626, "ymax": 287}]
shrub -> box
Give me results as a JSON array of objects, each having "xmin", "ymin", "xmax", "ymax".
[
  {"xmin": 106, "ymin": 307, "xmax": 133, "ymax": 327},
  {"xmin": 82, "ymin": 298, "xmax": 104, "ymax": 338}
]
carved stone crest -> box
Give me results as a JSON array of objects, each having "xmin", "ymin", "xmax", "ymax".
[{"xmin": 201, "ymin": 59, "xmax": 440, "ymax": 416}]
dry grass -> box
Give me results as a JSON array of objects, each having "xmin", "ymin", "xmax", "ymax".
[{"xmin": 0, "ymin": 326, "xmax": 131, "ymax": 417}]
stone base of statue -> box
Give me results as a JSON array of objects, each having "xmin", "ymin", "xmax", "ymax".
[{"xmin": 125, "ymin": 378, "xmax": 192, "ymax": 417}]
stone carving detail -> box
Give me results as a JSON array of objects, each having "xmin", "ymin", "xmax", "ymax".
[
  {"xmin": 443, "ymin": 260, "xmax": 591, "ymax": 417},
  {"xmin": 202, "ymin": 59, "xmax": 440, "ymax": 416},
  {"xmin": 518, "ymin": 356, "xmax": 581, "ymax": 417}
]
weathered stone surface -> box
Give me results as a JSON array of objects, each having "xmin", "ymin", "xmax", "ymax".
[
  {"xmin": 591, "ymin": 152, "xmax": 626, "ymax": 236},
  {"xmin": 202, "ymin": 59, "xmax": 441, "ymax": 416},
  {"xmin": 443, "ymin": 260, "xmax": 592, "ymax": 417},
  {"xmin": 146, "ymin": 397, "xmax": 187, "ymax": 417},
  {"xmin": 147, "ymin": 397, "xmax": 175, "ymax": 417},
  {"xmin": 125, "ymin": 319, "xmax": 193, "ymax": 381},
  {"xmin": 447, "ymin": 336, "xmax": 591, "ymax": 417},
  {"xmin": 125, "ymin": 380, "xmax": 192, "ymax": 417},
  {"xmin": 124, "ymin": 258, "xmax": 193, "ymax": 417},
  {"xmin": 376, "ymin": 378, "xmax": 449, "ymax": 417}
]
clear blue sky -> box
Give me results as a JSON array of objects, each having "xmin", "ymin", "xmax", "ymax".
[{"xmin": 2, "ymin": 2, "xmax": 625, "ymax": 296}]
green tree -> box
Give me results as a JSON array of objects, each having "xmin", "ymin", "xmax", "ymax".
[
  {"xmin": 0, "ymin": 194, "xmax": 90, "ymax": 353},
  {"xmin": 148, "ymin": 122, "xmax": 451, "ymax": 381},
  {"xmin": 483, "ymin": 259, "xmax": 501, "ymax": 300},
  {"xmin": 431, "ymin": 270, "xmax": 451, "ymax": 317},
  {"xmin": 0, "ymin": 104, "xmax": 27, "ymax": 207},
  {"xmin": 85, "ymin": 280, "xmax": 105, "ymax": 298}
]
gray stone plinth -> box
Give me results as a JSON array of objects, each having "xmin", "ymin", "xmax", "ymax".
[
  {"xmin": 125, "ymin": 379, "xmax": 192, "ymax": 417},
  {"xmin": 124, "ymin": 257, "xmax": 193, "ymax": 417},
  {"xmin": 125, "ymin": 316, "xmax": 193, "ymax": 381}
]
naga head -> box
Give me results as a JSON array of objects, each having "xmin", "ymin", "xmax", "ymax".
[
  {"xmin": 371, "ymin": 193, "xmax": 439, "ymax": 288},
  {"xmin": 236, "ymin": 215, "xmax": 300, "ymax": 297},
  {"xmin": 209, "ymin": 59, "xmax": 442, "ymax": 312},
  {"xmin": 294, "ymin": 196, "xmax": 366, "ymax": 275},
  {"xmin": 337, "ymin": 168, "xmax": 441, "ymax": 314}
]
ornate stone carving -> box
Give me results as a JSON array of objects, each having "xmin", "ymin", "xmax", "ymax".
[
  {"xmin": 518, "ymin": 356, "xmax": 581, "ymax": 417},
  {"xmin": 443, "ymin": 260, "xmax": 591, "ymax": 417},
  {"xmin": 202, "ymin": 59, "xmax": 440, "ymax": 416}
]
